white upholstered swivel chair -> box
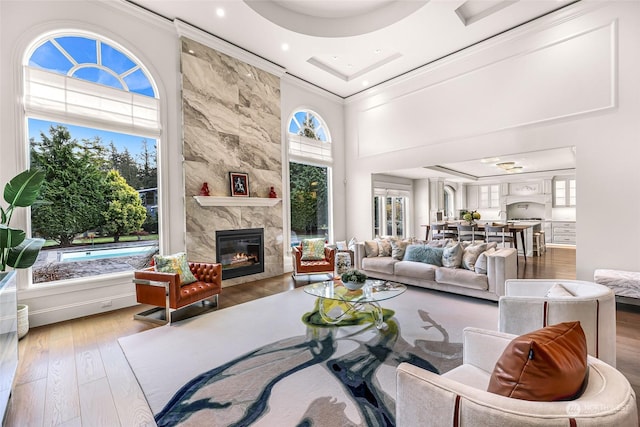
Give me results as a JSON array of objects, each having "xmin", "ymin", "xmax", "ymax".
[
  {"xmin": 498, "ymin": 279, "xmax": 617, "ymax": 366},
  {"xmin": 396, "ymin": 328, "xmax": 637, "ymax": 426}
]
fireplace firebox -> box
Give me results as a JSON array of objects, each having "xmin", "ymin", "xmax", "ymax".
[{"xmin": 216, "ymin": 228, "xmax": 264, "ymax": 280}]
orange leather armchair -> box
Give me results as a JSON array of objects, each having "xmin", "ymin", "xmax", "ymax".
[
  {"xmin": 133, "ymin": 262, "xmax": 222, "ymax": 324},
  {"xmin": 292, "ymin": 244, "xmax": 335, "ymax": 280}
]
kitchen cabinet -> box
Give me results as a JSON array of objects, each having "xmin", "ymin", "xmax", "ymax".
[
  {"xmin": 552, "ymin": 221, "xmax": 576, "ymax": 245},
  {"xmin": 479, "ymin": 184, "xmax": 500, "ymax": 208}
]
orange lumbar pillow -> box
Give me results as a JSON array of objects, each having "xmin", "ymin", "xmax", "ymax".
[{"xmin": 487, "ymin": 321, "xmax": 588, "ymax": 401}]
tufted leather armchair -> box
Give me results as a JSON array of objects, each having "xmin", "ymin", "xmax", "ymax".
[
  {"xmin": 133, "ymin": 261, "xmax": 222, "ymax": 324},
  {"xmin": 292, "ymin": 244, "xmax": 335, "ymax": 280}
]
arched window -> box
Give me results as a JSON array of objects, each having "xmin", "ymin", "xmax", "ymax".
[
  {"xmin": 287, "ymin": 110, "xmax": 332, "ymax": 247},
  {"xmin": 24, "ymin": 32, "xmax": 161, "ymax": 285}
]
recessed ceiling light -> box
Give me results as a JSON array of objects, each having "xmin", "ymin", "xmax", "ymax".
[
  {"xmin": 188, "ymin": 49, "xmax": 195, "ymax": 54},
  {"xmin": 281, "ymin": 43, "xmax": 290, "ymax": 51},
  {"xmin": 332, "ymin": 55, "xmax": 338, "ymax": 60},
  {"xmin": 374, "ymin": 49, "xmax": 382, "ymax": 54},
  {"xmin": 362, "ymin": 80, "xmax": 369, "ymax": 86},
  {"xmin": 216, "ymin": 8, "xmax": 225, "ymax": 17},
  {"xmin": 347, "ymin": 63, "xmax": 353, "ymax": 68}
]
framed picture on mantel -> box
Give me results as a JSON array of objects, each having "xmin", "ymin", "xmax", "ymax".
[{"xmin": 230, "ymin": 172, "xmax": 249, "ymax": 197}]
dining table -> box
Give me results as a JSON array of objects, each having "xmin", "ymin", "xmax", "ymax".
[{"xmin": 421, "ymin": 221, "xmax": 535, "ymax": 263}]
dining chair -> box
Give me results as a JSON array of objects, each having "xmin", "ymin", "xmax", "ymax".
[
  {"xmin": 430, "ymin": 223, "xmax": 456, "ymax": 240},
  {"xmin": 456, "ymin": 223, "xmax": 484, "ymax": 243},
  {"xmin": 485, "ymin": 224, "xmax": 515, "ymax": 249}
]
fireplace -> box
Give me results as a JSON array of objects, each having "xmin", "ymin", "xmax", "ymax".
[{"xmin": 216, "ymin": 228, "xmax": 264, "ymax": 280}]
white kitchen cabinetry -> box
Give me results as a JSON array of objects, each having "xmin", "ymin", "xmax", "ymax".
[
  {"xmin": 479, "ymin": 184, "xmax": 500, "ymax": 208},
  {"xmin": 552, "ymin": 221, "xmax": 576, "ymax": 245}
]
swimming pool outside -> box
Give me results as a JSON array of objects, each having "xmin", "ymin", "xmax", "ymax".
[{"xmin": 59, "ymin": 245, "xmax": 158, "ymax": 262}]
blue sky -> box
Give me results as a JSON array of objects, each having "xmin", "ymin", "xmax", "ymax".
[
  {"xmin": 28, "ymin": 35, "xmax": 157, "ymax": 156},
  {"xmin": 29, "ymin": 118, "xmax": 153, "ymax": 156}
]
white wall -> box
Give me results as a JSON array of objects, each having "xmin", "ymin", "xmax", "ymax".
[{"xmin": 344, "ymin": 1, "xmax": 640, "ymax": 280}]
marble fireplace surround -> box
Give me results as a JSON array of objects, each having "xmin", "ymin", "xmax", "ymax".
[{"xmin": 181, "ymin": 37, "xmax": 284, "ymax": 286}]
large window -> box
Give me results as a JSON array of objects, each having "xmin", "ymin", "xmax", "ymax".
[
  {"xmin": 24, "ymin": 32, "xmax": 160, "ymax": 284},
  {"xmin": 288, "ymin": 110, "xmax": 332, "ymax": 246},
  {"xmin": 373, "ymin": 189, "xmax": 409, "ymax": 239}
]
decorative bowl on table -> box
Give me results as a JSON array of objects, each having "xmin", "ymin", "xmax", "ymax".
[{"xmin": 341, "ymin": 269, "xmax": 367, "ymax": 291}]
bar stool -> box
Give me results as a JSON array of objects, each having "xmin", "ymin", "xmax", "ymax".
[{"xmin": 533, "ymin": 232, "xmax": 544, "ymax": 257}]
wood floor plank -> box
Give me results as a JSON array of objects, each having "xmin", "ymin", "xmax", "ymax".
[
  {"xmin": 5, "ymin": 377, "xmax": 47, "ymax": 427},
  {"xmin": 15, "ymin": 326, "xmax": 50, "ymax": 385},
  {"xmin": 99, "ymin": 337, "xmax": 155, "ymax": 426},
  {"xmin": 78, "ymin": 378, "xmax": 121, "ymax": 426},
  {"xmin": 43, "ymin": 323, "xmax": 81, "ymax": 425}
]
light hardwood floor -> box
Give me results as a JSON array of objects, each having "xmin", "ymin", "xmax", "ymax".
[{"xmin": 5, "ymin": 247, "xmax": 640, "ymax": 426}]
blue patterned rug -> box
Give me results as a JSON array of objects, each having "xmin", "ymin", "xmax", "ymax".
[{"xmin": 119, "ymin": 286, "xmax": 498, "ymax": 426}]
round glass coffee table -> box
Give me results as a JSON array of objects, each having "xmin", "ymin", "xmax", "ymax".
[{"xmin": 303, "ymin": 279, "xmax": 406, "ymax": 330}]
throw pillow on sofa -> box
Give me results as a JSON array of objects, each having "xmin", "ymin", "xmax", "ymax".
[
  {"xmin": 442, "ymin": 241, "xmax": 463, "ymax": 268},
  {"xmin": 376, "ymin": 237, "xmax": 394, "ymax": 257},
  {"xmin": 364, "ymin": 240, "xmax": 379, "ymax": 257},
  {"xmin": 474, "ymin": 247, "xmax": 496, "ymax": 274},
  {"xmin": 403, "ymin": 244, "xmax": 444, "ymax": 266},
  {"xmin": 391, "ymin": 239, "xmax": 411, "ymax": 260},
  {"xmin": 487, "ymin": 321, "xmax": 588, "ymax": 401},
  {"xmin": 462, "ymin": 243, "xmax": 487, "ymax": 270}
]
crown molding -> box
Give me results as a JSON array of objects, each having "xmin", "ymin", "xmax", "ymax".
[
  {"xmin": 281, "ymin": 74, "xmax": 344, "ymax": 104},
  {"xmin": 344, "ymin": 0, "xmax": 603, "ymax": 104},
  {"xmin": 174, "ymin": 19, "xmax": 286, "ymax": 77}
]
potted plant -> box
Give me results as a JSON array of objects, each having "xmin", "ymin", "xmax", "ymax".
[
  {"xmin": 340, "ymin": 268, "xmax": 368, "ymax": 290},
  {"xmin": 1, "ymin": 169, "xmax": 46, "ymax": 338}
]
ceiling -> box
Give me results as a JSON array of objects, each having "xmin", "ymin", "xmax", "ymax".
[
  {"xmin": 381, "ymin": 146, "xmax": 577, "ymax": 182},
  {"xmin": 127, "ymin": 0, "xmax": 579, "ymax": 181},
  {"xmin": 129, "ymin": 0, "xmax": 578, "ymax": 98}
]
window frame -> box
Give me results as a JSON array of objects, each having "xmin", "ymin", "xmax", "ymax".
[
  {"xmin": 286, "ymin": 109, "xmax": 333, "ymax": 249},
  {"xmin": 21, "ymin": 30, "xmax": 164, "ymax": 289}
]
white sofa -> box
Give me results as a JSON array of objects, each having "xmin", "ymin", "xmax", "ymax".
[
  {"xmin": 396, "ymin": 328, "xmax": 638, "ymax": 426},
  {"xmin": 354, "ymin": 242, "xmax": 517, "ymax": 302},
  {"xmin": 499, "ymin": 279, "xmax": 617, "ymax": 367}
]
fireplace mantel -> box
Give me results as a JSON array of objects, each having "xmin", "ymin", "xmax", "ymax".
[{"xmin": 194, "ymin": 196, "xmax": 281, "ymax": 207}]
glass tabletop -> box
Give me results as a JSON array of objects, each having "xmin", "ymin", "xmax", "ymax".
[{"xmin": 303, "ymin": 279, "xmax": 406, "ymax": 303}]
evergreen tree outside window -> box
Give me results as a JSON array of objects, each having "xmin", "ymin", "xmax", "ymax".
[
  {"xmin": 288, "ymin": 110, "xmax": 332, "ymax": 247},
  {"xmin": 24, "ymin": 32, "xmax": 160, "ymax": 284}
]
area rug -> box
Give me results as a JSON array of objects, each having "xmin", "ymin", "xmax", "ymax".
[{"xmin": 118, "ymin": 286, "xmax": 498, "ymax": 426}]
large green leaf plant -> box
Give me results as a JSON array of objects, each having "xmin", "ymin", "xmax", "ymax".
[{"xmin": 0, "ymin": 169, "xmax": 46, "ymax": 271}]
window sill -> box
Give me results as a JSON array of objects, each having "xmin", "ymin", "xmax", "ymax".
[{"xmin": 193, "ymin": 196, "xmax": 281, "ymax": 207}]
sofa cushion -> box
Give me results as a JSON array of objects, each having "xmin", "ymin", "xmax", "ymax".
[
  {"xmin": 394, "ymin": 261, "xmax": 437, "ymax": 281},
  {"xmin": 403, "ymin": 245, "xmax": 444, "ymax": 267},
  {"xmin": 361, "ymin": 256, "xmax": 397, "ymax": 275},
  {"xmin": 436, "ymin": 267, "xmax": 488, "ymax": 291},
  {"xmin": 154, "ymin": 252, "xmax": 197, "ymax": 285},
  {"xmin": 391, "ymin": 240, "xmax": 411, "ymax": 260},
  {"xmin": 487, "ymin": 321, "xmax": 588, "ymax": 401},
  {"xmin": 442, "ymin": 242, "xmax": 463, "ymax": 268},
  {"xmin": 300, "ymin": 238, "xmax": 326, "ymax": 261},
  {"xmin": 462, "ymin": 243, "xmax": 487, "ymax": 271},
  {"xmin": 376, "ymin": 237, "xmax": 394, "ymax": 257},
  {"xmin": 474, "ymin": 248, "xmax": 496, "ymax": 274},
  {"xmin": 364, "ymin": 240, "xmax": 379, "ymax": 257}
]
